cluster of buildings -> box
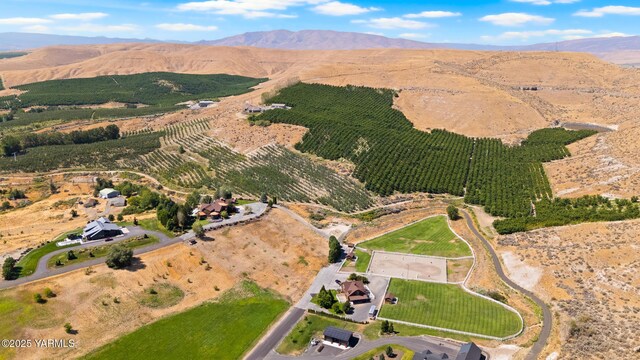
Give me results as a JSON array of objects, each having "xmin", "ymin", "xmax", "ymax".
[
  {"xmin": 321, "ymin": 326, "xmax": 484, "ymax": 360},
  {"xmin": 187, "ymin": 100, "xmax": 217, "ymax": 110},
  {"xmin": 192, "ymin": 198, "xmax": 237, "ymax": 220},
  {"xmin": 243, "ymin": 102, "xmax": 290, "ymax": 114}
]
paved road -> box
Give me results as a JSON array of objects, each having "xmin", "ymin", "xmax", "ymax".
[
  {"xmin": 0, "ymin": 202, "xmax": 268, "ymax": 290},
  {"xmin": 245, "ymin": 308, "xmax": 307, "ymax": 360},
  {"xmin": 265, "ymin": 334, "xmax": 461, "ymax": 360},
  {"xmin": 461, "ymin": 210, "xmax": 552, "ymax": 360}
]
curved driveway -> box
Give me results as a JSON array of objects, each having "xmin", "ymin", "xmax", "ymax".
[
  {"xmin": 0, "ymin": 202, "xmax": 268, "ymax": 290},
  {"xmin": 461, "ymin": 210, "xmax": 552, "ymax": 360}
]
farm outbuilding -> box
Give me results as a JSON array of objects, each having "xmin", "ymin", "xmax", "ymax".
[
  {"xmin": 323, "ymin": 327, "xmax": 353, "ymax": 348},
  {"xmin": 99, "ymin": 188, "xmax": 120, "ymax": 199}
]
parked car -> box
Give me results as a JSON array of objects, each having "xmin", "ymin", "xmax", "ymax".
[{"xmin": 335, "ymin": 279, "xmax": 342, "ymax": 285}]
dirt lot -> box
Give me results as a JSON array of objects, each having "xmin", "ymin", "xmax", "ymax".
[
  {"xmin": 498, "ymin": 220, "xmax": 640, "ymax": 359},
  {"xmin": 0, "ymin": 176, "xmax": 104, "ymax": 256},
  {"xmin": 368, "ymin": 251, "xmax": 447, "ymax": 283},
  {"xmin": 0, "ymin": 207, "xmax": 327, "ymax": 359}
]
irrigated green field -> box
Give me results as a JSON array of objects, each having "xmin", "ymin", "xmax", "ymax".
[
  {"xmin": 380, "ymin": 279, "xmax": 522, "ymax": 338},
  {"xmin": 358, "ymin": 216, "xmax": 471, "ymax": 257},
  {"xmin": 83, "ymin": 281, "xmax": 288, "ymax": 360}
]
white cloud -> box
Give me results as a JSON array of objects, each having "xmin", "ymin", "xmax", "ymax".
[
  {"xmin": 398, "ymin": 33, "xmax": 429, "ymax": 39},
  {"xmin": 352, "ymin": 17, "xmax": 431, "ymax": 30},
  {"xmin": 479, "ymin": 13, "xmax": 554, "ymax": 26},
  {"xmin": 177, "ymin": 0, "xmax": 322, "ymax": 18},
  {"xmin": 484, "ymin": 28, "xmax": 591, "ymax": 40},
  {"xmin": 593, "ymin": 32, "xmax": 630, "ymax": 38},
  {"xmin": 21, "ymin": 25, "xmax": 51, "ymax": 33},
  {"xmin": 510, "ymin": 0, "xmax": 580, "ymax": 5},
  {"xmin": 574, "ymin": 6, "xmax": 640, "ymax": 17},
  {"xmin": 0, "ymin": 17, "xmax": 52, "ymax": 25},
  {"xmin": 156, "ymin": 23, "xmax": 218, "ymax": 31},
  {"xmin": 313, "ymin": 1, "xmax": 379, "ymax": 16},
  {"xmin": 58, "ymin": 23, "xmax": 139, "ymax": 33},
  {"xmin": 50, "ymin": 13, "xmax": 109, "ymax": 21},
  {"xmin": 405, "ymin": 11, "xmax": 461, "ymax": 19}
]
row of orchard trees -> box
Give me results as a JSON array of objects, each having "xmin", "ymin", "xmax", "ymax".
[
  {"xmin": 257, "ymin": 82, "xmax": 603, "ymax": 226},
  {"xmin": 258, "ymin": 83, "xmax": 474, "ymax": 197}
]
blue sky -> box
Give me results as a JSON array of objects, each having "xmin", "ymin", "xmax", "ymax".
[{"xmin": 0, "ymin": 0, "xmax": 638, "ymax": 44}]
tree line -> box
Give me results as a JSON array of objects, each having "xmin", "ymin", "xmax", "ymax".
[{"xmin": 1, "ymin": 124, "xmax": 120, "ymax": 156}]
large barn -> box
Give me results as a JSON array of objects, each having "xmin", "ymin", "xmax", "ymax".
[{"xmin": 83, "ymin": 217, "xmax": 122, "ymax": 241}]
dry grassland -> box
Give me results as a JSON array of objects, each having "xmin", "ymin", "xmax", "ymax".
[
  {"xmin": 498, "ymin": 221, "xmax": 640, "ymax": 359},
  {"xmin": 1, "ymin": 208, "xmax": 327, "ymax": 359}
]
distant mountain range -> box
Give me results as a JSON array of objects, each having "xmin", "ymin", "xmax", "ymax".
[
  {"xmin": 1, "ymin": 30, "xmax": 639, "ymax": 64},
  {"xmin": 0, "ymin": 32, "xmax": 160, "ymax": 50}
]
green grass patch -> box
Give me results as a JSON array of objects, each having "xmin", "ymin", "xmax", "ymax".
[
  {"xmin": 236, "ymin": 199, "xmax": 256, "ymax": 205},
  {"xmin": 359, "ymin": 216, "xmax": 471, "ymax": 257},
  {"xmin": 354, "ymin": 249, "xmax": 371, "ymax": 272},
  {"xmin": 136, "ymin": 218, "xmax": 174, "ymax": 237},
  {"xmin": 137, "ymin": 283, "xmax": 185, "ymax": 309},
  {"xmin": 277, "ymin": 314, "xmax": 361, "ymax": 355},
  {"xmin": 380, "ymin": 279, "xmax": 521, "ymax": 338},
  {"xmin": 15, "ymin": 228, "xmax": 83, "ymax": 278},
  {"xmin": 47, "ymin": 235, "xmax": 159, "ymax": 268},
  {"xmin": 0, "ymin": 290, "xmax": 65, "ymax": 359},
  {"xmin": 83, "ymin": 281, "xmax": 288, "ymax": 360}
]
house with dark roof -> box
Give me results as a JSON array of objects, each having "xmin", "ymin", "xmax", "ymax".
[
  {"xmin": 414, "ymin": 342, "xmax": 483, "ymax": 360},
  {"xmin": 83, "ymin": 217, "xmax": 122, "ymax": 241},
  {"xmin": 323, "ymin": 327, "xmax": 353, "ymax": 348},
  {"xmin": 340, "ymin": 280, "xmax": 370, "ymax": 303},
  {"xmin": 455, "ymin": 342, "xmax": 483, "ymax": 360},
  {"xmin": 413, "ymin": 349, "xmax": 451, "ymax": 360}
]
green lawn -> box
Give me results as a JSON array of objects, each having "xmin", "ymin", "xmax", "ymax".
[
  {"xmin": 47, "ymin": 235, "xmax": 159, "ymax": 268},
  {"xmin": 379, "ymin": 279, "xmax": 521, "ymax": 338},
  {"xmin": 83, "ymin": 281, "xmax": 288, "ymax": 360},
  {"xmin": 15, "ymin": 228, "xmax": 83, "ymax": 278},
  {"xmin": 118, "ymin": 218, "xmax": 174, "ymax": 237},
  {"xmin": 354, "ymin": 249, "xmax": 371, "ymax": 272},
  {"xmin": 277, "ymin": 314, "xmax": 361, "ymax": 355},
  {"xmin": 358, "ymin": 215, "xmax": 471, "ymax": 257}
]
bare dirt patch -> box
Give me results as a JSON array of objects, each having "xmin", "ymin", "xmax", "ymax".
[{"xmin": 498, "ymin": 220, "xmax": 640, "ymax": 359}]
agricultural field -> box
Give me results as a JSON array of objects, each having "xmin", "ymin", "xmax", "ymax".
[
  {"xmin": 131, "ymin": 120, "xmax": 375, "ymax": 212},
  {"xmin": 7, "ymin": 72, "xmax": 265, "ymax": 108},
  {"xmin": 257, "ymin": 83, "xmax": 617, "ymax": 229},
  {"xmin": 380, "ymin": 279, "xmax": 522, "ymax": 338},
  {"xmin": 83, "ymin": 281, "xmax": 288, "ymax": 360},
  {"xmin": 0, "ymin": 131, "xmax": 162, "ymax": 173},
  {"xmin": 0, "ymin": 72, "xmax": 264, "ymax": 130},
  {"xmin": 0, "ymin": 52, "xmax": 27, "ymax": 59},
  {"xmin": 358, "ymin": 215, "xmax": 471, "ymax": 257}
]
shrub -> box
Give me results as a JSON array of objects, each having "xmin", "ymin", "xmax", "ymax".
[
  {"xmin": 44, "ymin": 288, "xmax": 56, "ymax": 298},
  {"xmin": 34, "ymin": 293, "xmax": 46, "ymax": 304},
  {"xmin": 447, "ymin": 205, "xmax": 460, "ymax": 220},
  {"xmin": 64, "ymin": 323, "xmax": 73, "ymax": 334},
  {"xmin": 328, "ymin": 236, "xmax": 341, "ymax": 263},
  {"xmin": 2, "ymin": 256, "xmax": 16, "ymax": 280},
  {"xmin": 105, "ymin": 245, "xmax": 134, "ymax": 269}
]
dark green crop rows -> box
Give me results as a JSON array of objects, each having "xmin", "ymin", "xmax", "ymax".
[
  {"xmin": 0, "ymin": 132, "xmax": 162, "ymax": 173},
  {"xmin": 256, "ymin": 83, "xmax": 606, "ymax": 230},
  {"xmin": 12, "ymin": 72, "xmax": 266, "ymax": 107}
]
